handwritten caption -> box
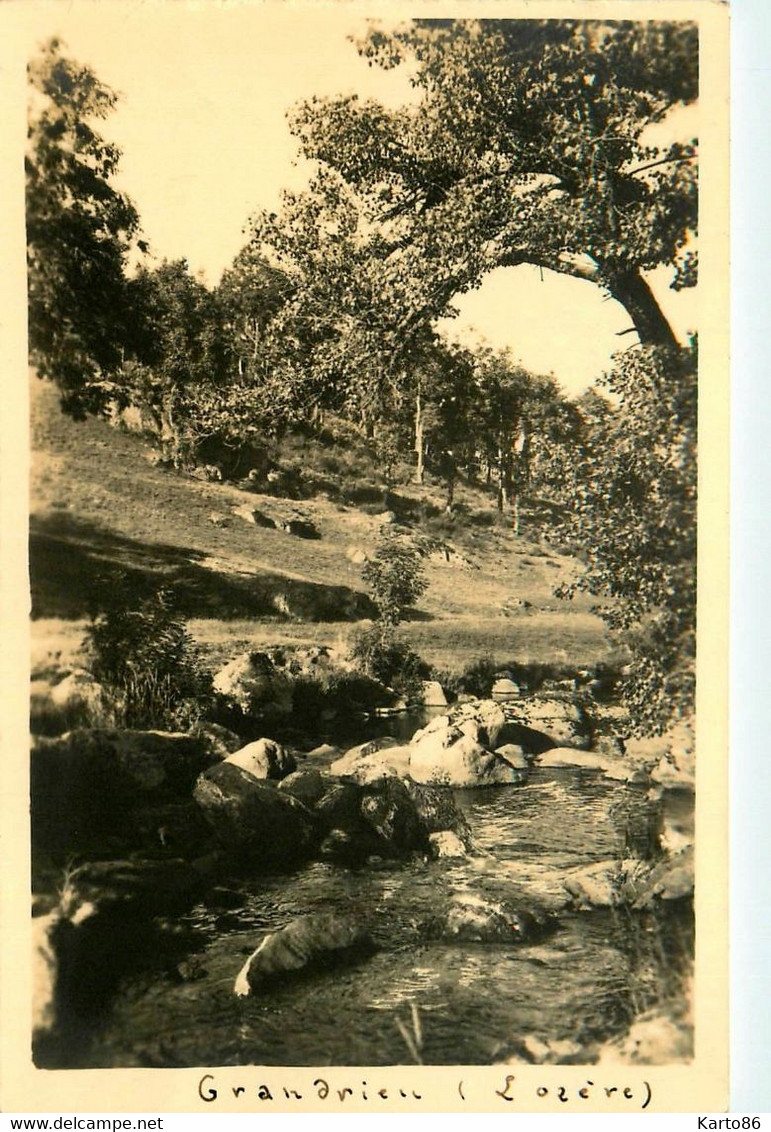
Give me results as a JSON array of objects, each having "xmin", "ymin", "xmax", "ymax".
[{"xmin": 197, "ymin": 1072, "xmax": 653, "ymax": 1110}]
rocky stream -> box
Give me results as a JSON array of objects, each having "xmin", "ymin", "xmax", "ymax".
[{"xmin": 31, "ymin": 652, "xmax": 695, "ymax": 1069}]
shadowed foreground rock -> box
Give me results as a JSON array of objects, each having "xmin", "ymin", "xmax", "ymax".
[
  {"xmin": 193, "ymin": 762, "xmax": 317, "ymax": 862},
  {"xmin": 32, "ymin": 728, "xmax": 221, "ymax": 851},
  {"xmin": 234, "ymin": 913, "xmax": 375, "ymax": 996}
]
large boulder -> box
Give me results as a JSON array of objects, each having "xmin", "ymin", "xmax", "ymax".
[
  {"xmin": 331, "ymin": 745, "xmax": 411, "ymax": 784},
  {"xmin": 193, "ymin": 763, "xmax": 317, "ymax": 863},
  {"xmin": 411, "ymin": 699, "xmax": 508, "ymax": 750},
  {"xmin": 499, "ymin": 696, "xmax": 592, "ymax": 752},
  {"xmin": 278, "ymin": 768, "xmax": 328, "ymax": 807},
  {"xmin": 212, "ymin": 652, "xmax": 293, "ymax": 717},
  {"xmin": 315, "ymin": 778, "xmax": 431, "ymax": 862},
  {"xmin": 402, "ymin": 779, "xmax": 473, "ymax": 848},
  {"xmin": 358, "ymin": 777, "xmax": 428, "ymax": 855},
  {"xmin": 225, "ymin": 738, "xmax": 296, "ymax": 781},
  {"xmin": 418, "ymin": 680, "xmax": 449, "ymax": 707},
  {"xmin": 409, "ymin": 729, "xmax": 525, "ymax": 788},
  {"xmin": 329, "ymin": 736, "xmax": 406, "ymax": 779},
  {"xmin": 314, "ymin": 781, "xmax": 364, "ymax": 833},
  {"xmin": 234, "ymin": 913, "xmax": 375, "ymax": 996},
  {"xmin": 188, "ymin": 722, "xmax": 244, "ymax": 760},
  {"xmin": 49, "ymin": 670, "xmax": 111, "ymax": 716}
]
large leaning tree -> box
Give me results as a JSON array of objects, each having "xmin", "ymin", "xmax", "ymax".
[
  {"xmin": 285, "ymin": 19, "xmax": 699, "ymax": 732},
  {"xmin": 290, "ymin": 19, "xmax": 697, "ymax": 346},
  {"xmin": 27, "ymin": 38, "xmax": 145, "ymax": 418}
]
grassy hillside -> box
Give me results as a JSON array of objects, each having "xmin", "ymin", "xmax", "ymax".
[{"xmin": 30, "ymin": 374, "xmax": 612, "ymax": 677}]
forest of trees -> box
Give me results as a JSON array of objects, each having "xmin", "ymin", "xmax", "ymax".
[{"xmin": 26, "ymin": 22, "xmax": 698, "ymax": 735}]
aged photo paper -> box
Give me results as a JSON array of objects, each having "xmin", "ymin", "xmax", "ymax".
[{"xmin": 1, "ymin": 0, "xmax": 729, "ymax": 1114}]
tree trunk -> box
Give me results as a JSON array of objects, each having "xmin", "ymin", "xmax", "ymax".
[
  {"xmin": 414, "ymin": 388, "xmax": 425, "ymax": 484},
  {"xmin": 497, "ymin": 445, "xmax": 507, "ymax": 513},
  {"xmin": 513, "ymin": 494, "xmax": 521, "ymax": 536},
  {"xmin": 445, "ymin": 463, "xmax": 456, "ymax": 513},
  {"xmin": 507, "ymin": 252, "xmax": 681, "ymax": 349},
  {"xmin": 604, "ymin": 267, "xmax": 680, "ymax": 349}
]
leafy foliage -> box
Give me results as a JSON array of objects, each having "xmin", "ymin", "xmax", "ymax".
[
  {"xmin": 291, "ymin": 19, "xmax": 698, "ymax": 346},
  {"xmin": 362, "ymin": 529, "xmax": 428, "ymax": 627},
  {"xmin": 27, "ymin": 39, "xmax": 143, "ymax": 417},
  {"xmin": 349, "ymin": 624, "xmax": 428, "ymax": 701},
  {"xmin": 85, "ymin": 588, "xmax": 212, "ymax": 730},
  {"xmin": 557, "ymin": 342, "xmax": 697, "ymax": 733}
]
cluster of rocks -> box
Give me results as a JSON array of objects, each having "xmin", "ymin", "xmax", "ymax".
[
  {"xmin": 231, "ymin": 503, "xmax": 321, "ymax": 540},
  {"xmin": 30, "ymin": 667, "xmax": 696, "ymax": 1054}
]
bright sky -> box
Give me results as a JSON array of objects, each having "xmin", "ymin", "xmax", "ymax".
[{"xmin": 13, "ymin": 2, "xmax": 698, "ymax": 397}]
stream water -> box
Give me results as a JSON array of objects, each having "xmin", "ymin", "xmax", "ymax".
[{"xmin": 63, "ymin": 753, "xmax": 692, "ymax": 1069}]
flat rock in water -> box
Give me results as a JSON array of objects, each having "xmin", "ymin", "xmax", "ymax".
[
  {"xmin": 494, "ymin": 743, "xmax": 529, "ymax": 769},
  {"xmin": 562, "ymin": 859, "xmax": 652, "ymax": 909},
  {"xmin": 437, "ymin": 891, "xmax": 554, "ymax": 943},
  {"xmin": 234, "ymin": 913, "xmax": 375, "ymax": 996},
  {"xmin": 537, "ymin": 748, "xmax": 611, "ymax": 772}
]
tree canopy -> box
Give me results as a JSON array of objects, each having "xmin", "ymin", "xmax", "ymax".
[
  {"xmin": 26, "ymin": 38, "xmax": 143, "ymax": 417},
  {"xmin": 290, "ymin": 19, "xmax": 698, "ymax": 347}
]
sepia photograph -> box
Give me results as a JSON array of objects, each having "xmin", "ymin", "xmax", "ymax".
[{"xmin": 1, "ymin": 0, "xmax": 729, "ymax": 1113}]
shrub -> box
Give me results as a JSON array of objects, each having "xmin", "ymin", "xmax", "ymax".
[
  {"xmin": 349, "ymin": 624, "xmax": 428, "ymax": 702},
  {"xmin": 362, "ymin": 529, "xmax": 428, "ymax": 627},
  {"xmin": 291, "ymin": 668, "xmax": 392, "ymax": 726},
  {"xmin": 450, "ymin": 654, "xmax": 500, "ymax": 699},
  {"xmin": 85, "ymin": 588, "xmax": 212, "ymax": 730}
]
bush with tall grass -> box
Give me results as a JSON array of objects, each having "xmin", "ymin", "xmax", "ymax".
[{"xmin": 85, "ymin": 588, "xmax": 212, "ymax": 730}]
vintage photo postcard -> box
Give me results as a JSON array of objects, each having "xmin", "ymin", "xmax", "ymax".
[{"xmin": 0, "ymin": 0, "xmax": 729, "ymax": 1114}]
